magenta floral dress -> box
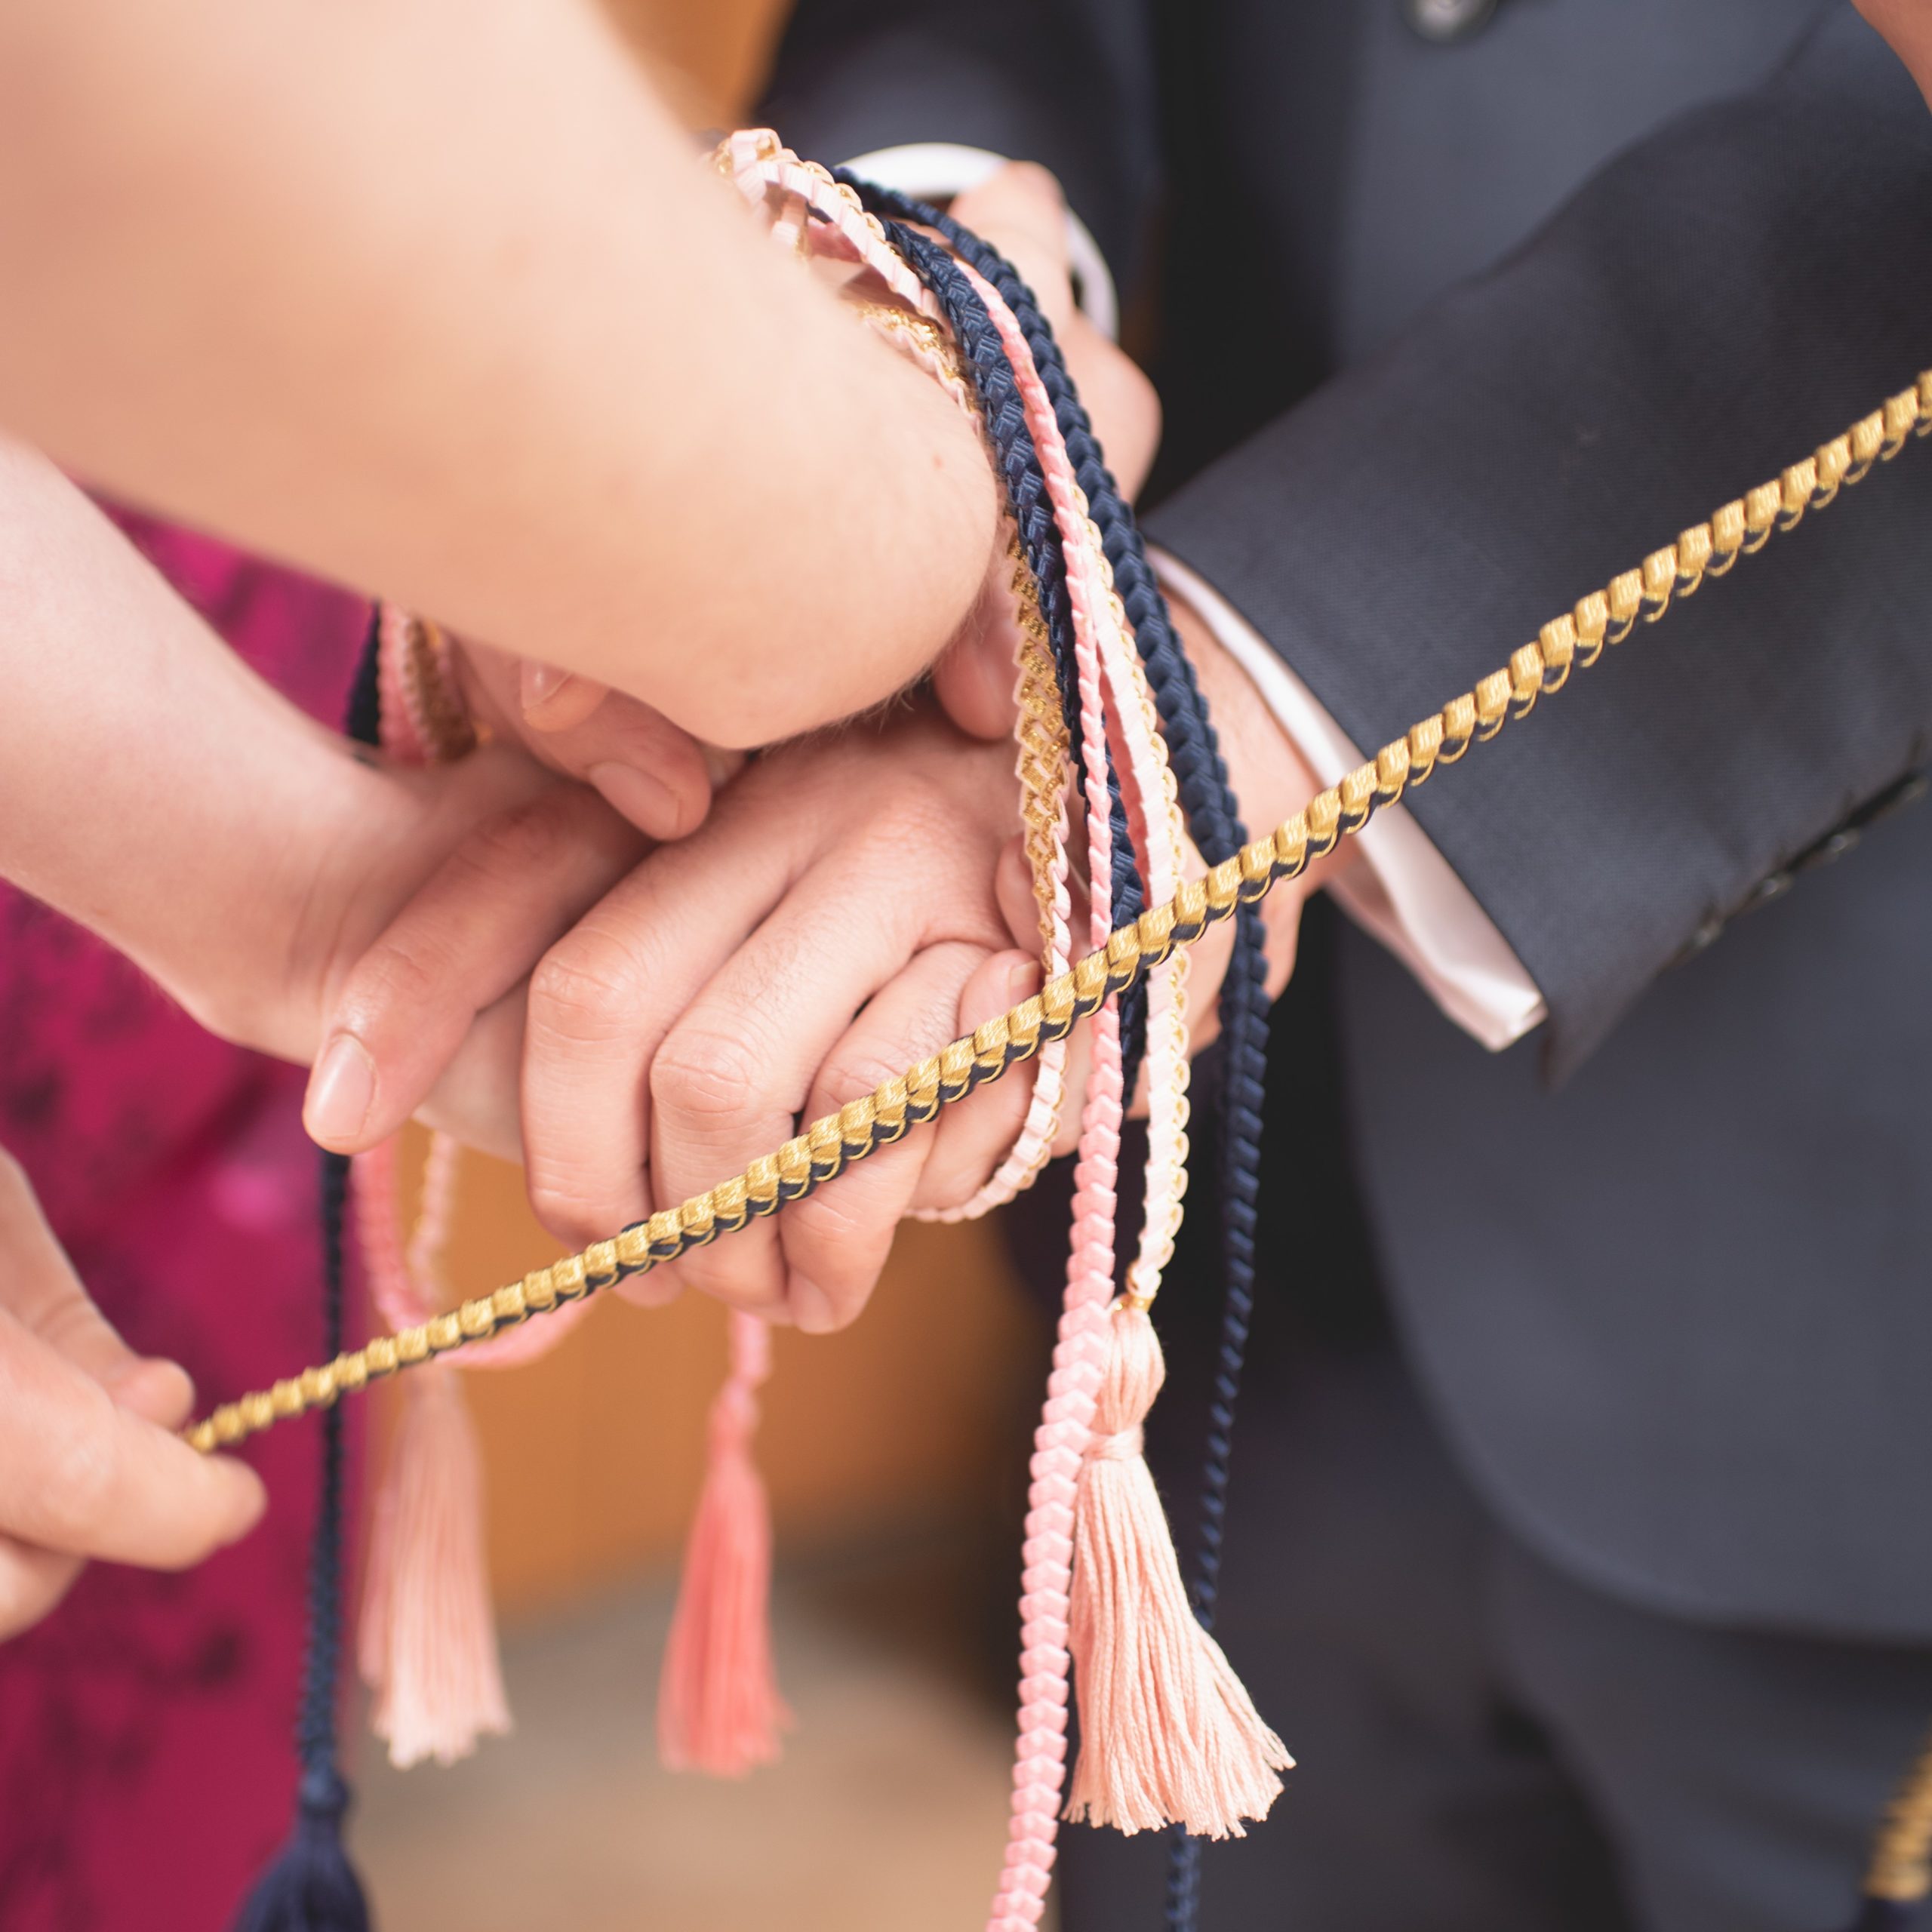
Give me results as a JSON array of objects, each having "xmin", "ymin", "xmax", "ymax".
[{"xmin": 0, "ymin": 515, "xmax": 371, "ymax": 1932}]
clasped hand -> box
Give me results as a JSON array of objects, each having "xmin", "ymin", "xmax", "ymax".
[
  {"xmin": 305, "ymin": 163, "xmax": 1184, "ymax": 1334},
  {"xmin": 0, "ymin": 165, "xmax": 1318, "ymax": 1641}
]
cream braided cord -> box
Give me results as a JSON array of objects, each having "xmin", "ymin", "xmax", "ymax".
[{"xmin": 184, "ymin": 368, "xmax": 1932, "ymax": 1456}]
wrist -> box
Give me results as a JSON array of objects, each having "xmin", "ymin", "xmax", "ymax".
[{"xmin": 180, "ymin": 739, "xmax": 422, "ymax": 1061}]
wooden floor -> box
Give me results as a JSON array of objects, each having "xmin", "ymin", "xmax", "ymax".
[{"xmin": 354, "ymin": 1535, "xmax": 1048, "ymax": 1932}]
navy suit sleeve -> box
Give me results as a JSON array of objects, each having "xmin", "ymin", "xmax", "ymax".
[
  {"xmin": 758, "ymin": 0, "xmax": 1158, "ymax": 288},
  {"xmin": 1145, "ymin": 5, "xmax": 1932, "ymax": 1074}
]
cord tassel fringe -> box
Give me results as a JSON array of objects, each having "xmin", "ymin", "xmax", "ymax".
[
  {"xmin": 358, "ymin": 1360, "xmax": 510, "ymax": 1768},
  {"xmin": 1064, "ymin": 1300, "xmax": 1291, "ymax": 1838},
  {"xmin": 232, "ymin": 1767, "xmax": 371, "ymax": 1932},
  {"xmin": 658, "ymin": 1309, "xmax": 790, "ymax": 1775}
]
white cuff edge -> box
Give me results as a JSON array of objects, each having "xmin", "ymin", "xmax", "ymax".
[{"xmin": 1150, "ymin": 549, "xmax": 1547, "ymax": 1052}]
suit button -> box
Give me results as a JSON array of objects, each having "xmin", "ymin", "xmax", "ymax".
[{"xmin": 1404, "ymin": 0, "xmax": 1497, "ymax": 42}]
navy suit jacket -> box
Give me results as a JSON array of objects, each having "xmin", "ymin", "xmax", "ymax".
[{"xmin": 766, "ymin": 1, "xmax": 1932, "ymax": 1639}]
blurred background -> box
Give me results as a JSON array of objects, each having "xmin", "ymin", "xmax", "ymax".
[
  {"xmin": 345, "ymin": 22, "xmax": 1051, "ymax": 1932},
  {"xmin": 355, "ymin": 1134, "xmax": 1050, "ymax": 1932},
  {"xmin": 0, "ymin": 8, "xmax": 1067, "ymax": 1929}
]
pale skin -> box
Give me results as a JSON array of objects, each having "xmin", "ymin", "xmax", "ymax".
[
  {"xmin": 1857, "ymin": 0, "xmax": 1932, "ymax": 107},
  {"xmin": 307, "ymin": 169, "xmax": 1344, "ymax": 1334},
  {"xmin": 0, "ymin": 435, "xmax": 673, "ymax": 1638},
  {"xmin": 0, "ymin": 164, "xmax": 1333, "ymax": 1635},
  {"xmin": 0, "ymin": 0, "xmax": 995, "ymax": 752}
]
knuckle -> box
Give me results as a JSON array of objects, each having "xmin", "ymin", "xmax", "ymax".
[
  {"xmin": 528, "ymin": 928, "xmax": 648, "ymax": 1046},
  {"xmin": 347, "ymin": 935, "xmax": 447, "ymax": 1023},
  {"xmin": 457, "ymin": 792, "xmax": 580, "ymax": 880},
  {"xmin": 649, "ymin": 1023, "xmax": 767, "ymax": 1128},
  {"xmin": 524, "ymin": 1175, "xmax": 628, "ymax": 1251},
  {"xmin": 813, "ymin": 1047, "xmax": 909, "ymax": 1117}
]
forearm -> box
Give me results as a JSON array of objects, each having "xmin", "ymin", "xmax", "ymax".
[
  {"xmin": 0, "ymin": 438, "xmax": 399, "ymax": 1044},
  {"xmin": 0, "ymin": 0, "xmax": 992, "ymax": 746}
]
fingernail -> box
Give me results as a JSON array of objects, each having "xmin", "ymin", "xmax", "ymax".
[
  {"xmin": 789, "ymin": 1276, "xmax": 838, "ymax": 1334},
  {"xmin": 588, "ymin": 760, "xmax": 684, "ymax": 838},
  {"xmin": 520, "ymin": 661, "xmax": 608, "ymax": 732},
  {"xmin": 306, "ymin": 1034, "xmax": 375, "ymax": 1146},
  {"xmin": 523, "ymin": 660, "xmax": 568, "ymax": 705},
  {"xmin": 701, "ymin": 743, "xmax": 747, "ymax": 789},
  {"xmin": 518, "ymin": 660, "xmax": 575, "ymax": 722},
  {"xmin": 1008, "ymin": 959, "xmax": 1038, "ymax": 1002}
]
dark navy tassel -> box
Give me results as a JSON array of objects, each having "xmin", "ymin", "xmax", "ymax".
[
  {"xmin": 234, "ymin": 624, "xmax": 380, "ymax": 1931},
  {"xmin": 234, "ymin": 1766, "xmax": 370, "ymax": 1932},
  {"xmin": 232, "ymin": 1151, "xmax": 370, "ymax": 1932}
]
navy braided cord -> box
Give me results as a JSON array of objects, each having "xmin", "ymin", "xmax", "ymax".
[
  {"xmin": 848, "ymin": 178, "xmax": 1275, "ymax": 1929},
  {"xmin": 301, "ymin": 1149, "xmax": 353, "ymax": 1793},
  {"xmin": 882, "ymin": 217, "xmax": 1149, "ymax": 1101},
  {"xmin": 231, "ymin": 624, "xmax": 378, "ymax": 1932}
]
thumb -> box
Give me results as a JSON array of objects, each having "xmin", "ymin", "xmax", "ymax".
[
  {"xmin": 0, "ymin": 1153, "xmax": 263, "ymax": 1569},
  {"xmin": 0, "ymin": 1152, "xmax": 177, "ymax": 1398},
  {"xmin": 949, "ymin": 163, "xmax": 1075, "ymax": 332},
  {"xmin": 933, "ymin": 561, "xmax": 1027, "ymax": 742}
]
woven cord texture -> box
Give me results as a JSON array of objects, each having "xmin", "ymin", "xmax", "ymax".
[
  {"xmin": 183, "ymin": 378, "xmax": 1932, "ymax": 1432},
  {"xmin": 883, "ymin": 218, "xmax": 1150, "ymax": 1100},
  {"xmin": 838, "ymin": 177, "xmax": 1273, "ymax": 1920}
]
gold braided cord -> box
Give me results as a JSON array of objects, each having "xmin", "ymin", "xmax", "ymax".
[{"xmin": 183, "ymin": 368, "xmax": 1932, "ymax": 1458}]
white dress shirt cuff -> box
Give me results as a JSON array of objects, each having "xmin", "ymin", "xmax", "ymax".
[{"xmin": 1151, "ymin": 550, "xmax": 1546, "ymax": 1051}]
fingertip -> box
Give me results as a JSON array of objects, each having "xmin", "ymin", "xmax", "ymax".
[
  {"xmin": 933, "ymin": 623, "xmax": 1016, "ymax": 743},
  {"xmin": 616, "ymin": 1263, "xmax": 684, "ymax": 1311},
  {"xmin": 1004, "ymin": 159, "xmax": 1066, "ymax": 215},
  {"xmin": 961, "ymin": 946, "xmax": 1038, "ymax": 1032},
  {"xmin": 586, "ymin": 760, "xmax": 699, "ymax": 841},
  {"xmin": 519, "ymin": 661, "xmax": 610, "ymax": 733},
  {"xmin": 208, "ymin": 1457, "xmax": 269, "ymax": 1546},
  {"xmin": 786, "ymin": 1272, "xmax": 843, "ymax": 1335},
  {"xmin": 109, "ymin": 1358, "xmax": 195, "ymax": 1432},
  {"xmin": 303, "ymin": 1032, "xmax": 379, "ymax": 1152}
]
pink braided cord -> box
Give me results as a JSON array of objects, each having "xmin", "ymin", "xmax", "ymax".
[
  {"xmin": 725, "ymin": 132, "xmax": 937, "ymax": 318},
  {"xmin": 989, "ymin": 535, "xmax": 1121, "ymax": 1930},
  {"xmin": 727, "ymin": 147, "xmax": 1195, "ymax": 1918},
  {"xmin": 971, "ymin": 287, "xmax": 1147, "ymax": 1932},
  {"xmin": 956, "ymin": 263, "xmax": 1192, "ymax": 1299},
  {"xmin": 726, "ymin": 140, "xmax": 1078, "ymax": 1223}
]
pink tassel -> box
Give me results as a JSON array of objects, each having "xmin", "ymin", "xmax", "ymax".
[
  {"xmin": 657, "ymin": 1309, "xmax": 791, "ymax": 1776},
  {"xmin": 358, "ymin": 1360, "xmax": 511, "ymax": 1767},
  {"xmin": 352, "ymin": 1141, "xmax": 512, "ymax": 1768},
  {"xmin": 1063, "ymin": 1300, "xmax": 1291, "ymax": 1838}
]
